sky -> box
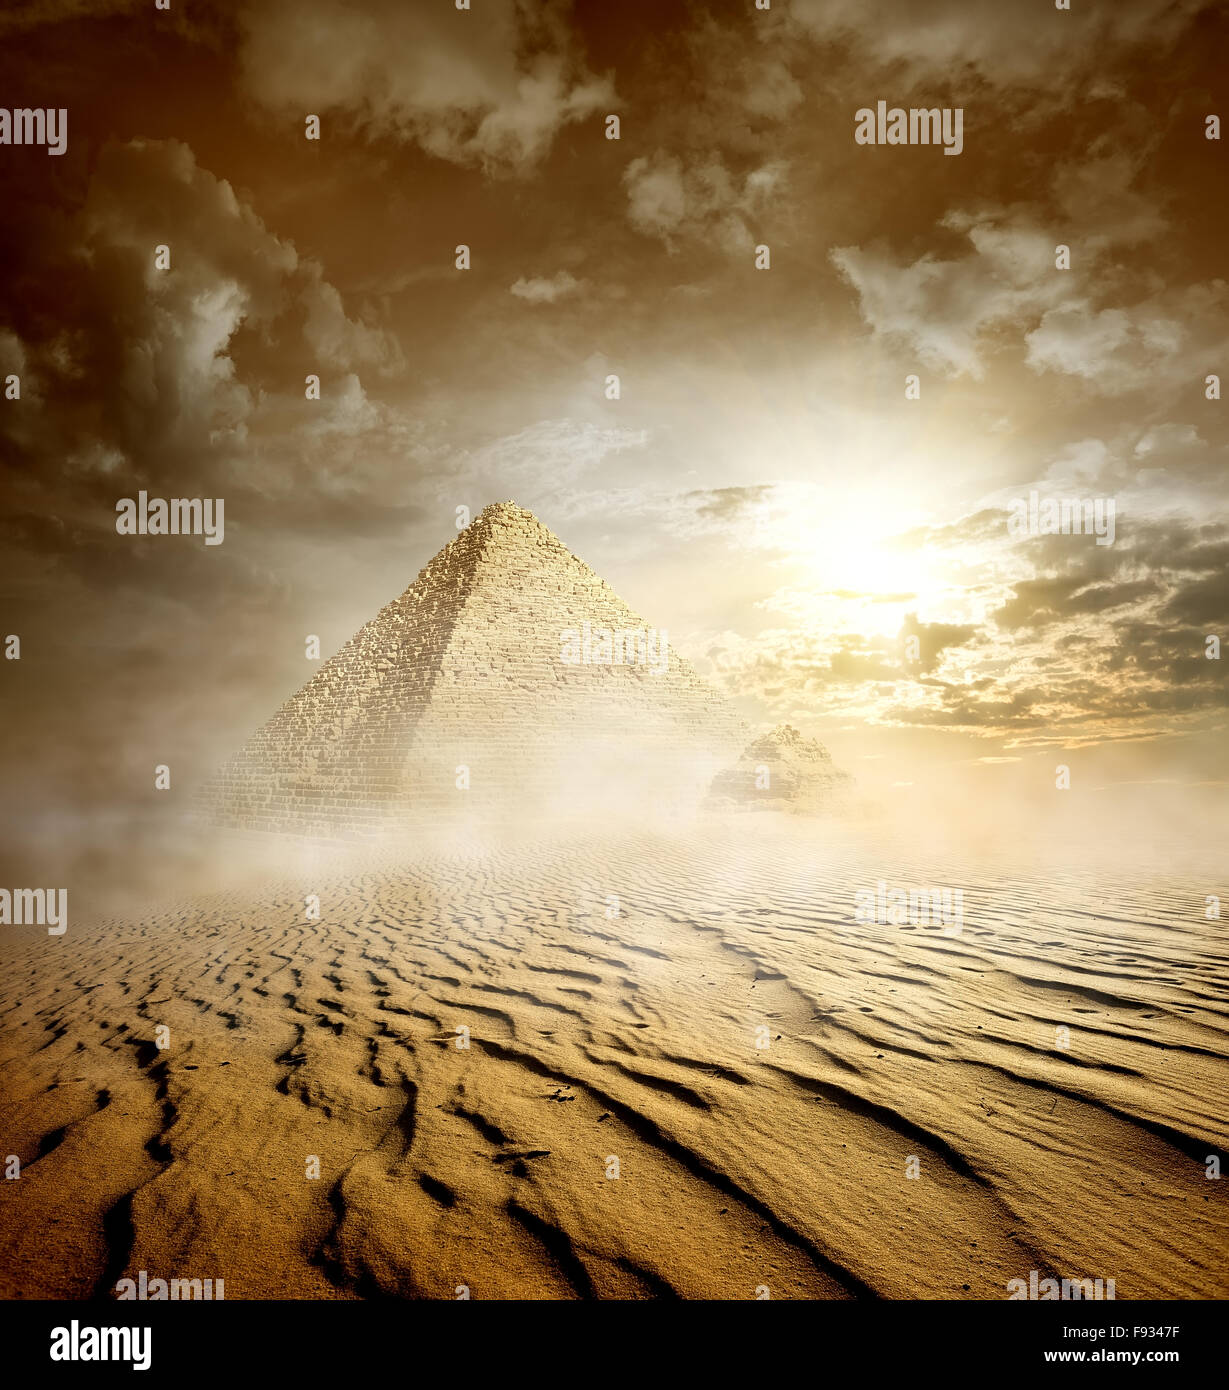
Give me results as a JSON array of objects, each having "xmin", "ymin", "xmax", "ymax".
[{"xmin": 1, "ymin": 0, "xmax": 1226, "ymax": 857}]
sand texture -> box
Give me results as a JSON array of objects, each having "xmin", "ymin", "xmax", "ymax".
[{"xmin": 1, "ymin": 819, "xmax": 1224, "ymax": 1300}]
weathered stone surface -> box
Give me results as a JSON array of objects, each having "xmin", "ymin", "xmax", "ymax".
[{"xmin": 201, "ymin": 501, "xmax": 749, "ymax": 838}]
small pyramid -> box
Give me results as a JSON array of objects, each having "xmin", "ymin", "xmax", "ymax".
[
  {"xmin": 202, "ymin": 502, "xmax": 749, "ymax": 838},
  {"xmin": 706, "ymin": 724, "xmax": 854, "ymax": 814}
]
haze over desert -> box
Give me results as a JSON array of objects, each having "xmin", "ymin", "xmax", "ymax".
[
  {"xmin": 2, "ymin": 503, "xmax": 1224, "ymax": 1302},
  {"xmin": 1, "ymin": 814, "xmax": 1224, "ymax": 1300},
  {"xmin": 1, "ymin": 1, "xmax": 1225, "ymax": 1357}
]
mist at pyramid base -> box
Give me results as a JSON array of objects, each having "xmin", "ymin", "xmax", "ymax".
[
  {"xmin": 3, "ymin": 507, "xmax": 1222, "ymax": 1307},
  {"xmin": 200, "ymin": 501, "xmax": 783, "ymax": 843}
]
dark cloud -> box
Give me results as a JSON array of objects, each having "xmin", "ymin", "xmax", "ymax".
[
  {"xmin": 900, "ymin": 613, "xmax": 980, "ymax": 673},
  {"xmin": 0, "ymin": 0, "xmax": 1225, "ymax": 835},
  {"xmin": 2, "ymin": 137, "xmax": 408, "ymax": 536},
  {"xmin": 682, "ymin": 485, "xmax": 776, "ymax": 523},
  {"xmin": 994, "ymin": 519, "xmax": 1228, "ymax": 638}
]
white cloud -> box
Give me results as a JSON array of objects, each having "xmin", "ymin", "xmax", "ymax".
[
  {"xmin": 459, "ymin": 419, "xmax": 650, "ymax": 494},
  {"xmin": 1022, "ymin": 287, "xmax": 1224, "ymax": 396},
  {"xmin": 1024, "ymin": 304, "xmax": 1134, "ymax": 383},
  {"xmin": 832, "ymin": 165, "xmax": 1229, "ymax": 394},
  {"xmin": 623, "ymin": 151, "xmax": 787, "ymax": 255},
  {"xmin": 509, "ymin": 270, "xmax": 581, "ymax": 304},
  {"xmin": 7, "ymin": 137, "xmax": 409, "ymax": 508},
  {"xmin": 301, "ymin": 271, "xmax": 402, "ymax": 374},
  {"xmin": 1134, "ymin": 423, "xmax": 1205, "ymax": 461},
  {"xmin": 238, "ymin": 0, "xmax": 613, "ymax": 175},
  {"xmin": 1043, "ymin": 439, "xmax": 1113, "ymax": 488},
  {"xmin": 785, "ymin": 0, "xmax": 1204, "ymax": 91},
  {"xmin": 831, "ymin": 214, "xmax": 1065, "ymax": 378}
]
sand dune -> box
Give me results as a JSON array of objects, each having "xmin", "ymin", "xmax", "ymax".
[{"xmin": 1, "ymin": 817, "xmax": 1225, "ymax": 1300}]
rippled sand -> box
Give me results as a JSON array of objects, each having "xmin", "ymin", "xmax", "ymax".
[{"xmin": 1, "ymin": 817, "xmax": 1225, "ymax": 1299}]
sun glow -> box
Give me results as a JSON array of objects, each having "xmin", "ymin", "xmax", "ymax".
[{"xmin": 753, "ymin": 490, "xmax": 956, "ymax": 635}]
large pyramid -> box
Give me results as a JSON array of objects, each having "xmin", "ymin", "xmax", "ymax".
[{"xmin": 202, "ymin": 501, "xmax": 749, "ymax": 839}]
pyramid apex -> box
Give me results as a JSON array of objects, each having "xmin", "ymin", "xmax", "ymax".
[
  {"xmin": 470, "ymin": 500, "xmax": 558, "ymax": 543},
  {"xmin": 203, "ymin": 486, "xmax": 750, "ymax": 837},
  {"xmin": 478, "ymin": 499, "xmax": 533, "ymax": 520}
]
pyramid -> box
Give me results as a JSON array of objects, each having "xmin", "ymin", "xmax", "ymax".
[
  {"xmin": 202, "ymin": 501, "xmax": 750, "ymax": 839},
  {"xmin": 706, "ymin": 724, "xmax": 854, "ymax": 814}
]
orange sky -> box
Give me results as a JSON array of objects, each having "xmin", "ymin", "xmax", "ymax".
[{"xmin": 1, "ymin": 0, "xmax": 1226, "ymax": 847}]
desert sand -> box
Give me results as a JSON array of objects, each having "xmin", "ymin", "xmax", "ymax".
[{"xmin": 1, "ymin": 816, "xmax": 1224, "ymax": 1300}]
